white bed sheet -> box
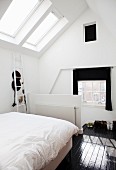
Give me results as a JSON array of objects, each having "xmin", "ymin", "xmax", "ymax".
[{"xmin": 0, "ymin": 112, "xmax": 78, "ymax": 170}]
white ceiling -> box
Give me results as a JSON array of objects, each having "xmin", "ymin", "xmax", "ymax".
[
  {"xmin": 0, "ymin": 0, "xmax": 88, "ymax": 57},
  {"xmin": 86, "ymin": 0, "xmax": 116, "ymax": 39},
  {"xmin": 0, "ymin": 0, "xmax": 116, "ymax": 58}
]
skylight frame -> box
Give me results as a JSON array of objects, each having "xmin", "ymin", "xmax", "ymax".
[
  {"xmin": 36, "ymin": 16, "xmax": 68, "ymax": 52},
  {"xmin": 0, "ymin": 0, "xmax": 44, "ymax": 38},
  {"xmin": 26, "ymin": 11, "xmax": 60, "ymax": 46},
  {"xmin": 0, "ymin": 0, "xmax": 68, "ymax": 54},
  {"xmin": 23, "ymin": 16, "xmax": 68, "ymax": 52},
  {"xmin": 14, "ymin": 0, "xmax": 44, "ymax": 38}
]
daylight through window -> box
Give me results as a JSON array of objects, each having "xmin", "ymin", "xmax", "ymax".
[
  {"xmin": 26, "ymin": 12, "xmax": 59, "ymax": 46},
  {"xmin": 78, "ymin": 81, "xmax": 106, "ymax": 106},
  {"xmin": 0, "ymin": 0, "xmax": 39, "ymax": 37},
  {"xmin": 0, "ymin": 0, "xmax": 68, "ymax": 52}
]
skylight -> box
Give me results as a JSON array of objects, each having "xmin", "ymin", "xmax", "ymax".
[
  {"xmin": 26, "ymin": 12, "xmax": 59, "ymax": 46},
  {"xmin": 23, "ymin": 16, "xmax": 68, "ymax": 52},
  {"xmin": 0, "ymin": 0, "xmax": 68, "ymax": 54},
  {"xmin": 0, "ymin": 0, "xmax": 40, "ymax": 37}
]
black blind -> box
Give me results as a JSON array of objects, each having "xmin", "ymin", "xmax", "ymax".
[
  {"xmin": 73, "ymin": 67, "xmax": 112, "ymax": 111},
  {"xmin": 85, "ymin": 24, "xmax": 96, "ymax": 42}
]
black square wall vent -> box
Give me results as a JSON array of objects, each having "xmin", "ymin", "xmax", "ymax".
[{"xmin": 85, "ymin": 24, "xmax": 96, "ymax": 42}]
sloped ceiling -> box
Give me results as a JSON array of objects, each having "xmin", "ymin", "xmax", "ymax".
[
  {"xmin": 51, "ymin": 0, "xmax": 88, "ymax": 22},
  {"xmin": 0, "ymin": 0, "xmax": 13, "ymax": 19},
  {"xmin": 86, "ymin": 0, "xmax": 116, "ymax": 39},
  {"xmin": 0, "ymin": 0, "xmax": 88, "ymax": 57},
  {"xmin": 0, "ymin": 0, "xmax": 116, "ymax": 57}
]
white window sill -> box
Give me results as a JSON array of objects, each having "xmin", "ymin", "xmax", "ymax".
[{"xmin": 82, "ymin": 103, "xmax": 105, "ymax": 109}]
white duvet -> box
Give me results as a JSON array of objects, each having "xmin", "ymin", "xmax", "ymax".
[{"xmin": 0, "ymin": 112, "xmax": 78, "ymax": 170}]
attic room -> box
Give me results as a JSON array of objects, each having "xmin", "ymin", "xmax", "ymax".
[{"xmin": 0, "ymin": 0, "xmax": 116, "ymax": 169}]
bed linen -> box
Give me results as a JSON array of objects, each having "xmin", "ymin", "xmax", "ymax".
[{"xmin": 0, "ymin": 112, "xmax": 78, "ymax": 170}]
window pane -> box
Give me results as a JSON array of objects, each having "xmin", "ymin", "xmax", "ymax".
[
  {"xmin": 93, "ymin": 81, "xmax": 100, "ymax": 91},
  {"xmin": 84, "ymin": 81, "xmax": 92, "ymax": 91},
  {"xmin": 0, "ymin": 0, "xmax": 39, "ymax": 36},
  {"xmin": 100, "ymin": 81, "xmax": 106, "ymax": 92},
  {"xmin": 93, "ymin": 92, "xmax": 100, "ymax": 103},
  {"xmin": 78, "ymin": 91, "xmax": 84, "ymax": 102},
  {"xmin": 78, "ymin": 80, "xmax": 106, "ymax": 106},
  {"xmin": 100, "ymin": 92, "xmax": 106, "ymax": 104},
  {"xmin": 78, "ymin": 91, "xmax": 82, "ymax": 95},
  {"xmin": 78, "ymin": 82, "xmax": 83, "ymax": 91},
  {"xmin": 27, "ymin": 12, "xmax": 58, "ymax": 45},
  {"xmin": 84, "ymin": 92, "xmax": 92, "ymax": 102},
  {"xmin": 82, "ymin": 82, "xmax": 86, "ymax": 91}
]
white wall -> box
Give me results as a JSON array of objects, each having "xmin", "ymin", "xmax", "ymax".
[
  {"xmin": 0, "ymin": 46, "xmax": 39, "ymax": 113},
  {"xmin": 50, "ymin": 69, "xmax": 73, "ymax": 94},
  {"xmin": 86, "ymin": 0, "xmax": 116, "ymax": 39},
  {"xmin": 28, "ymin": 94, "xmax": 81, "ymax": 129},
  {"xmin": 38, "ymin": 9, "xmax": 116, "ymax": 125}
]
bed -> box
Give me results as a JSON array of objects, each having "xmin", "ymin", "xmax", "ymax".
[{"xmin": 0, "ymin": 112, "xmax": 78, "ymax": 170}]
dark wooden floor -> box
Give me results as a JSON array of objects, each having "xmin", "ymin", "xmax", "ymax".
[{"xmin": 57, "ymin": 126, "xmax": 116, "ymax": 170}]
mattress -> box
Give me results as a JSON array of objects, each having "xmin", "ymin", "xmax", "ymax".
[{"xmin": 0, "ymin": 112, "xmax": 78, "ymax": 170}]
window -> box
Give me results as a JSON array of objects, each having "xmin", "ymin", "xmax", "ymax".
[
  {"xmin": 0, "ymin": 0, "xmax": 40, "ymax": 37},
  {"xmin": 84, "ymin": 23, "xmax": 96, "ymax": 42},
  {"xmin": 23, "ymin": 13, "xmax": 68, "ymax": 52},
  {"xmin": 0, "ymin": 0, "xmax": 68, "ymax": 52},
  {"xmin": 73, "ymin": 67, "xmax": 112, "ymax": 111},
  {"xmin": 78, "ymin": 81, "xmax": 106, "ymax": 106},
  {"xmin": 26, "ymin": 12, "xmax": 59, "ymax": 46}
]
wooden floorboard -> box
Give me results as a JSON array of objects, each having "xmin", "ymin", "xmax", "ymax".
[{"xmin": 57, "ymin": 126, "xmax": 116, "ymax": 170}]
